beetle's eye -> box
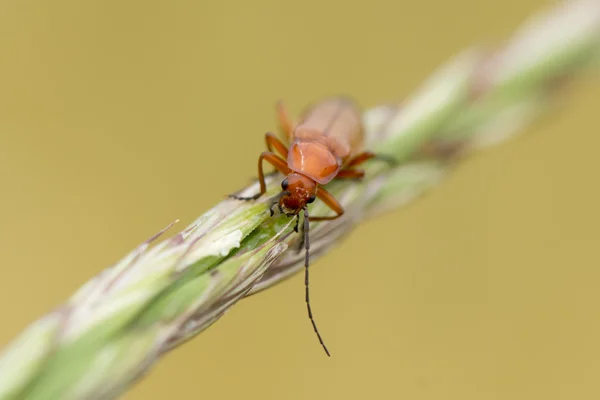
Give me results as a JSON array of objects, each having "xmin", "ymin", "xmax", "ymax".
[
  {"xmin": 281, "ymin": 178, "xmax": 289, "ymax": 190},
  {"xmin": 307, "ymin": 195, "xmax": 316, "ymax": 204}
]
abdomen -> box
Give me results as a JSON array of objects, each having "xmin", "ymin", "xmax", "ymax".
[{"xmin": 292, "ymin": 97, "xmax": 364, "ymax": 163}]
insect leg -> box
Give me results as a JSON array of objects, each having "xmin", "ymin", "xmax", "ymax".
[
  {"xmin": 229, "ymin": 152, "xmax": 291, "ymax": 200},
  {"xmin": 295, "ymin": 184, "xmax": 347, "ymax": 254},
  {"xmin": 346, "ymin": 151, "xmax": 397, "ymax": 168},
  {"xmin": 302, "ymin": 207, "xmax": 330, "ymax": 357},
  {"xmin": 308, "ymin": 186, "xmax": 344, "ymax": 221},
  {"xmin": 334, "ymin": 169, "xmax": 365, "ymax": 180},
  {"xmin": 275, "ymin": 100, "xmax": 295, "ymax": 143},
  {"xmin": 265, "ymin": 132, "xmax": 289, "ymax": 158}
]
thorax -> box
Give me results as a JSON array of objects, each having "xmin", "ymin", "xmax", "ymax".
[{"xmin": 287, "ymin": 137, "xmax": 341, "ymax": 185}]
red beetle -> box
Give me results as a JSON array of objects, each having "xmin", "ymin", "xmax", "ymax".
[{"xmin": 231, "ymin": 97, "xmax": 394, "ymax": 356}]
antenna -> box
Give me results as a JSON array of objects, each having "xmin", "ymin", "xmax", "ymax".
[{"xmin": 303, "ymin": 207, "xmax": 330, "ymax": 357}]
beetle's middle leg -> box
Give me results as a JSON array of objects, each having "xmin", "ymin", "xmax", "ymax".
[
  {"xmin": 229, "ymin": 152, "xmax": 291, "ymax": 201},
  {"xmin": 265, "ymin": 132, "xmax": 289, "ymax": 158},
  {"xmin": 334, "ymin": 169, "xmax": 365, "ymax": 180},
  {"xmin": 346, "ymin": 151, "xmax": 397, "ymax": 168}
]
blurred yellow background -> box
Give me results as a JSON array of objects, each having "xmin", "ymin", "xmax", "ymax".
[{"xmin": 1, "ymin": 0, "xmax": 600, "ymax": 399}]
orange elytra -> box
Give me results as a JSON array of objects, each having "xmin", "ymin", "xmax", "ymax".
[{"xmin": 230, "ymin": 96, "xmax": 395, "ymax": 356}]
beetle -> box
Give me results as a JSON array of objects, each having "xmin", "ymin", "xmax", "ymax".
[{"xmin": 229, "ymin": 96, "xmax": 394, "ymax": 356}]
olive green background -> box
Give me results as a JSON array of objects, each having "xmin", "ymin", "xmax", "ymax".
[{"xmin": 1, "ymin": 1, "xmax": 600, "ymax": 399}]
